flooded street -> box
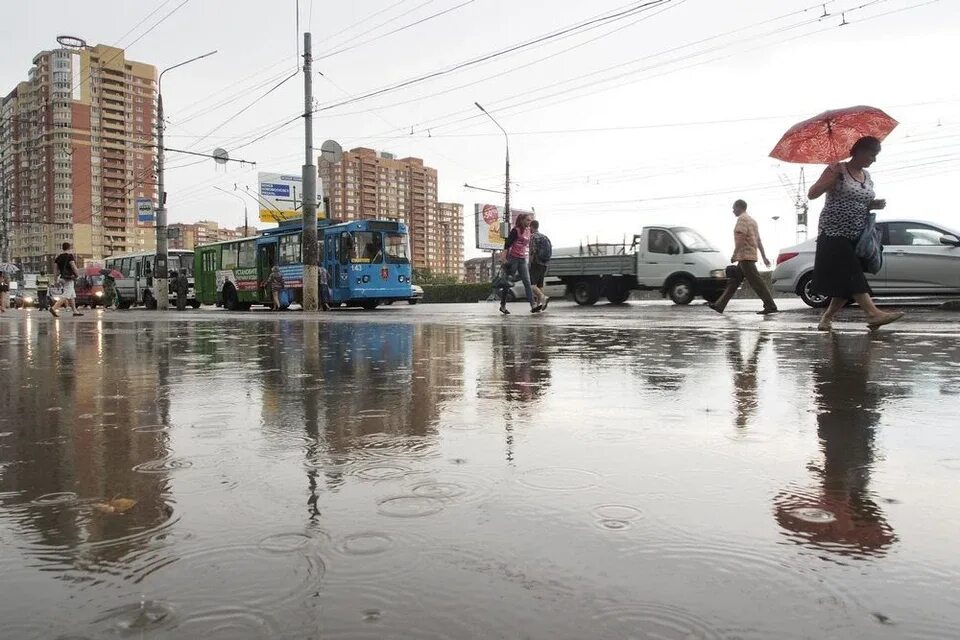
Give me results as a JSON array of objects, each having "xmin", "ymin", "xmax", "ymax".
[{"xmin": 2, "ymin": 304, "xmax": 959, "ymax": 639}]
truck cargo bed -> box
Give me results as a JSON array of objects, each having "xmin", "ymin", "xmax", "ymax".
[{"xmin": 547, "ymin": 254, "xmax": 636, "ymax": 277}]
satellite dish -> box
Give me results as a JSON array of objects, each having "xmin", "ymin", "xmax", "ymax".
[
  {"xmin": 212, "ymin": 148, "xmax": 229, "ymax": 165},
  {"xmin": 320, "ymin": 139, "xmax": 343, "ymax": 165}
]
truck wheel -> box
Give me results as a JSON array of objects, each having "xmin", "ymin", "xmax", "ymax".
[
  {"xmin": 667, "ymin": 277, "xmax": 695, "ymax": 305},
  {"xmin": 143, "ymin": 291, "xmax": 157, "ymax": 310},
  {"xmin": 190, "ymin": 301, "xmax": 201, "ymax": 309},
  {"xmin": 573, "ymin": 279, "xmax": 600, "ymax": 306},
  {"xmin": 799, "ymin": 273, "xmax": 829, "ymax": 308},
  {"xmin": 361, "ymin": 300, "xmax": 380, "ymax": 310},
  {"xmin": 605, "ymin": 287, "xmax": 630, "ymax": 304}
]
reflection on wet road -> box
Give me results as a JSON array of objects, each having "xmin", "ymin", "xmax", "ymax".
[{"xmin": 1, "ymin": 314, "xmax": 959, "ymax": 639}]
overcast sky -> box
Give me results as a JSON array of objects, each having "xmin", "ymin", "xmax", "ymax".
[{"xmin": 3, "ymin": 0, "xmax": 958, "ymax": 259}]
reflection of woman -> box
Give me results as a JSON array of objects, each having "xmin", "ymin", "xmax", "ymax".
[
  {"xmin": 808, "ymin": 136, "xmax": 903, "ymax": 331},
  {"xmin": 498, "ymin": 214, "xmax": 539, "ymax": 315},
  {"xmin": 774, "ymin": 336, "xmax": 896, "ymax": 556}
]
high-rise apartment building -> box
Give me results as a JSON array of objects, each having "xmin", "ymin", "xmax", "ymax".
[
  {"xmin": 319, "ymin": 147, "xmax": 463, "ymax": 278},
  {"xmin": 0, "ymin": 38, "xmax": 157, "ymax": 271}
]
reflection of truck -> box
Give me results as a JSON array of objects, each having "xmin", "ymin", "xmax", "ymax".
[{"xmin": 548, "ymin": 226, "xmax": 729, "ymax": 305}]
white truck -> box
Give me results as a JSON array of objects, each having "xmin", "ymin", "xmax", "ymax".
[{"xmin": 547, "ymin": 226, "xmax": 730, "ymax": 305}]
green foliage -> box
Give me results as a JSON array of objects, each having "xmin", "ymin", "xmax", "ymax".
[
  {"xmin": 412, "ymin": 268, "xmax": 459, "ymax": 286},
  {"xmin": 422, "ymin": 283, "xmax": 491, "ymax": 303}
]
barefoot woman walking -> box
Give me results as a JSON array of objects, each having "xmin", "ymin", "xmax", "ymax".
[{"xmin": 808, "ymin": 136, "xmax": 903, "ymax": 331}]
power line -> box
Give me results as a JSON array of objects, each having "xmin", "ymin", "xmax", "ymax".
[
  {"xmin": 314, "ymin": 0, "xmax": 676, "ymax": 112},
  {"xmin": 316, "ymin": 0, "xmax": 476, "ymax": 61}
]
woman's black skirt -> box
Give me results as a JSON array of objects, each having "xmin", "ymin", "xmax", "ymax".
[{"xmin": 813, "ymin": 234, "xmax": 871, "ymax": 298}]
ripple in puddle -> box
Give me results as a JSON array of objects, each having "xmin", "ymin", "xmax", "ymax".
[
  {"xmin": 173, "ymin": 607, "xmax": 277, "ymax": 640},
  {"xmin": 91, "ymin": 599, "xmax": 176, "ymax": 635},
  {"xmin": 133, "ymin": 457, "xmax": 193, "ymax": 474},
  {"xmin": 337, "ymin": 531, "xmax": 395, "ymax": 556},
  {"xmin": 377, "ymin": 495, "xmax": 444, "ymax": 518},
  {"xmin": 517, "ymin": 467, "xmax": 601, "ymax": 491},
  {"xmin": 258, "ymin": 532, "xmax": 316, "ymax": 553},
  {"xmin": 592, "ymin": 504, "xmax": 643, "ymax": 521},
  {"xmin": 353, "ymin": 462, "xmax": 414, "ymax": 481},
  {"xmin": 32, "ymin": 492, "xmax": 79, "ymax": 506},
  {"xmin": 132, "ymin": 424, "xmax": 168, "ymax": 434},
  {"xmin": 593, "ymin": 602, "xmax": 723, "ymax": 640}
]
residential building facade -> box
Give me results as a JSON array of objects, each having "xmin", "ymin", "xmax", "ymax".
[
  {"xmin": 319, "ymin": 147, "xmax": 464, "ymax": 278},
  {"xmin": 168, "ymin": 221, "xmax": 254, "ymax": 250},
  {"xmin": 0, "ymin": 38, "xmax": 157, "ymax": 271}
]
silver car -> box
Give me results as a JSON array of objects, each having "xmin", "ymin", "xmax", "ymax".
[
  {"xmin": 772, "ymin": 219, "xmax": 960, "ymax": 307},
  {"xmin": 507, "ymin": 275, "xmax": 567, "ymax": 302}
]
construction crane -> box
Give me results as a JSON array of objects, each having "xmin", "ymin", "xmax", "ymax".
[{"xmin": 777, "ymin": 168, "xmax": 809, "ymax": 244}]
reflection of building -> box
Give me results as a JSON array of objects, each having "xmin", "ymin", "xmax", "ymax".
[
  {"xmin": 318, "ymin": 147, "xmax": 464, "ymax": 275},
  {"xmin": 1, "ymin": 40, "xmax": 157, "ymax": 271},
  {"xmin": 0, "ymin": 319, "xmax": 173, "ymax": 565}
]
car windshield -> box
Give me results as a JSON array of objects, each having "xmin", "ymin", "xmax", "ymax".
[{"xmin": 673, "ymin": 227, "xmax": 717, "ymax": 252}]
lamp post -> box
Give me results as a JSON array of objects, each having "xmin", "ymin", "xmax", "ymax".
[
  {"xmin": 155, "ymin": 50, "xmax": 216, "ymax": 310},
  {"xmin": 214, "ymin": 186, "xmax": 249, "ymax": 237},
  {"xmin": 474, "ymin": 102, "xmax": 510, "ymax": 278}
]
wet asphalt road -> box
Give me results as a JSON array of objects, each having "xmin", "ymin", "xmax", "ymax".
[{"xmin": 1, "ymin": 300, "xmax": 958, "ymax": 639}]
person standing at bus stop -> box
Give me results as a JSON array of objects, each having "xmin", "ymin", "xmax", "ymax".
[
  {"xmin": 175, "ymin": 269, "xmax": 189, "ymax": 311},
  {"xmin": 528, "ymin": 219, "xmax": 552, "ymax": 311},
  {"xmin": 265, "ymin": 265, "xmax": 285, "ymax": 311},
  {"xmin": 499, "ymin": 213, "xmax": 539, "ymax": 315},
  {"xmin": 50, "ymin": 242, "xmax": 82, "ymax": 318},
  {"xmin": 708, "ymin": 200, "xmax": 778, "ymax": 315}
]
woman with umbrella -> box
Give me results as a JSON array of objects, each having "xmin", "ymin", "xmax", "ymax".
[
  {"xmin": 807, "ymin": 136, "xmax": 902, "ymax": 331},
  {"xmin": 770, "ymin": 106, "xmax": 904, "ymax": 331}
]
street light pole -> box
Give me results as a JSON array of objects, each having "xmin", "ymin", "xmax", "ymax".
[
  {"xmin": 475, "ymin": 102, "xmax": 510, "ymax": 273},
  {"xmin": 155, "ymin": 50, "xmax": 216, "ymax": 310},
  {"xmin": 214, "ymin": 186, "xmax": 249, "ymax": 237},
  {"xmin": 301, "ymin": 33, "xmax": 319, "ymax": 312}
]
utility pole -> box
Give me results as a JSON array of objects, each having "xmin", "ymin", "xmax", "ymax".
[
  {"xmin": 301, "ymin": 32, "xmax": 319, "ymax": 312},
  {"xmin": 475, "ymin": 102, "xmax": 511, "ymax": 274},
  {"xmin": 155, "ymin": 50, "xmax": 216, "ymax": 310}
]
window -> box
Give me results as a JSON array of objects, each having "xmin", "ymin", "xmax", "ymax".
[
  {"xmin": 121, "ymin": 257, "xmax": 133, "ymax": 277},
  {"xmin": 384, "ymin": 232, "xmax": 409, "ymax": 264},
  {"xmin": 222, "ymin": 243, "xmax": 237, "ymax": 269},
  {"xmin": 673, "ymin": 228, "xmax": 716, "ymax": 253},
  {"xmin": 347, "ymin": 231, "xmax": 382, "ymax": 263},
  {"xmin": 338, "ymin": 232, "xmax": 353, "ymax": 265},
  {"xmin": 648, "ymin": 229, "xmax": 681, "ymax": 255},
  {"xmin": 238, "ymin": 241, "xmax": 255, "ymax": 268},
  {"xmin": 279, "ymin": 233, "xmax": 301, "ymax": 265},
  {"xmin": 884, "ymin": 222, "xmax": 946, "ymax": 247}
]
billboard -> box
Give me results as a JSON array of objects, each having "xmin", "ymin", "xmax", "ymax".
[
  {"xmin": 257, "ymin": 172, "xmax": 325, "ymax": 223},
  {"xmin": 474, "ymin": 204, "xmax": 535, "ymax": 251}
]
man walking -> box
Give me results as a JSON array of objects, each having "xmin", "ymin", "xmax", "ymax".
[
  {"xmin": 528, "ymin": 219, "xmax": 553, "ymax": 311},
  {"xmin": 709, "ymin": 200, "xmax": 778, "ymax": 315},
  {"xmin": 50, "ymin": 242, "xmax": 82, "ymax": 318}
]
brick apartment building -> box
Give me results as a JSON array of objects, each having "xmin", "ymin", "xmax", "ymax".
[
  {"xmin": 318, "ymin": 147, "xmax": 464, "ymax": 278},
  {"xmin": 0, "ymin": 38, "xmax": 157, "ymax": 270},
  {"xmin": 168, "ymin": 221, "xmax": 255, "ymax": 250}
]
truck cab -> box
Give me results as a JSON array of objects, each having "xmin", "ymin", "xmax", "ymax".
[{"xmin": 635, "ymin": 226, "xmax": 728, "ymax": 304}]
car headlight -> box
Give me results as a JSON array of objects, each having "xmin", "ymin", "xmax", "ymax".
[
  {"xmin": 95, "ymin": 291, "xmax": 104, "ymax": 297},
  {"xmin": 710, "ymin": 269, "xmax": 725, "ymax": 279}
]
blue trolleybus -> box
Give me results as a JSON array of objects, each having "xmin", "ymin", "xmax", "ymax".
[{"xmin": 194, "ymin": 219, "xmax": 413, "ymax": 310}]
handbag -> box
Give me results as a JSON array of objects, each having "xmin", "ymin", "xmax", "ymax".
[
  {"xmin": 490, "ymin": 264, "xmax": 510, "ymax": 290},
  {"xmin": 856, "ymin": 212, "xmax": 884, "ymax": 275},
  {"xmin": 49, "ymin": 280, "xmax": 64, "ymax": 296}
]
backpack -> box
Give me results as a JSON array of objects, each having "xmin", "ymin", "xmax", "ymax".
[{"xmin": 535, "ymin": 234, "xmax": 552, "ymax": 263}]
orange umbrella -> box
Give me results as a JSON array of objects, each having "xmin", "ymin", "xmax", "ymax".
[{"xmin": 769, "ymin": 105, "xmax": 898, "ymax": 164}]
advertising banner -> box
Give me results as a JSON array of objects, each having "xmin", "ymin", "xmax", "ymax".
[
  {"xmin": 258, "ymin": 172, "xmax": 325, "ymax": 223},
  {"xmin": 474, "ymin": 204, "xmax": 535, "ymax": 251}
]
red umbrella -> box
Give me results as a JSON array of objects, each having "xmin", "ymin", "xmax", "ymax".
[{"xmin": 769, "ymin": 105, "xmax": 898, "ymax": 164}]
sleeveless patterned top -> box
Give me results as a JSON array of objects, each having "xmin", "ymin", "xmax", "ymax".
[{"xmin": 817, "ymin": 163, "xmax": 874, "ymax": 240}]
